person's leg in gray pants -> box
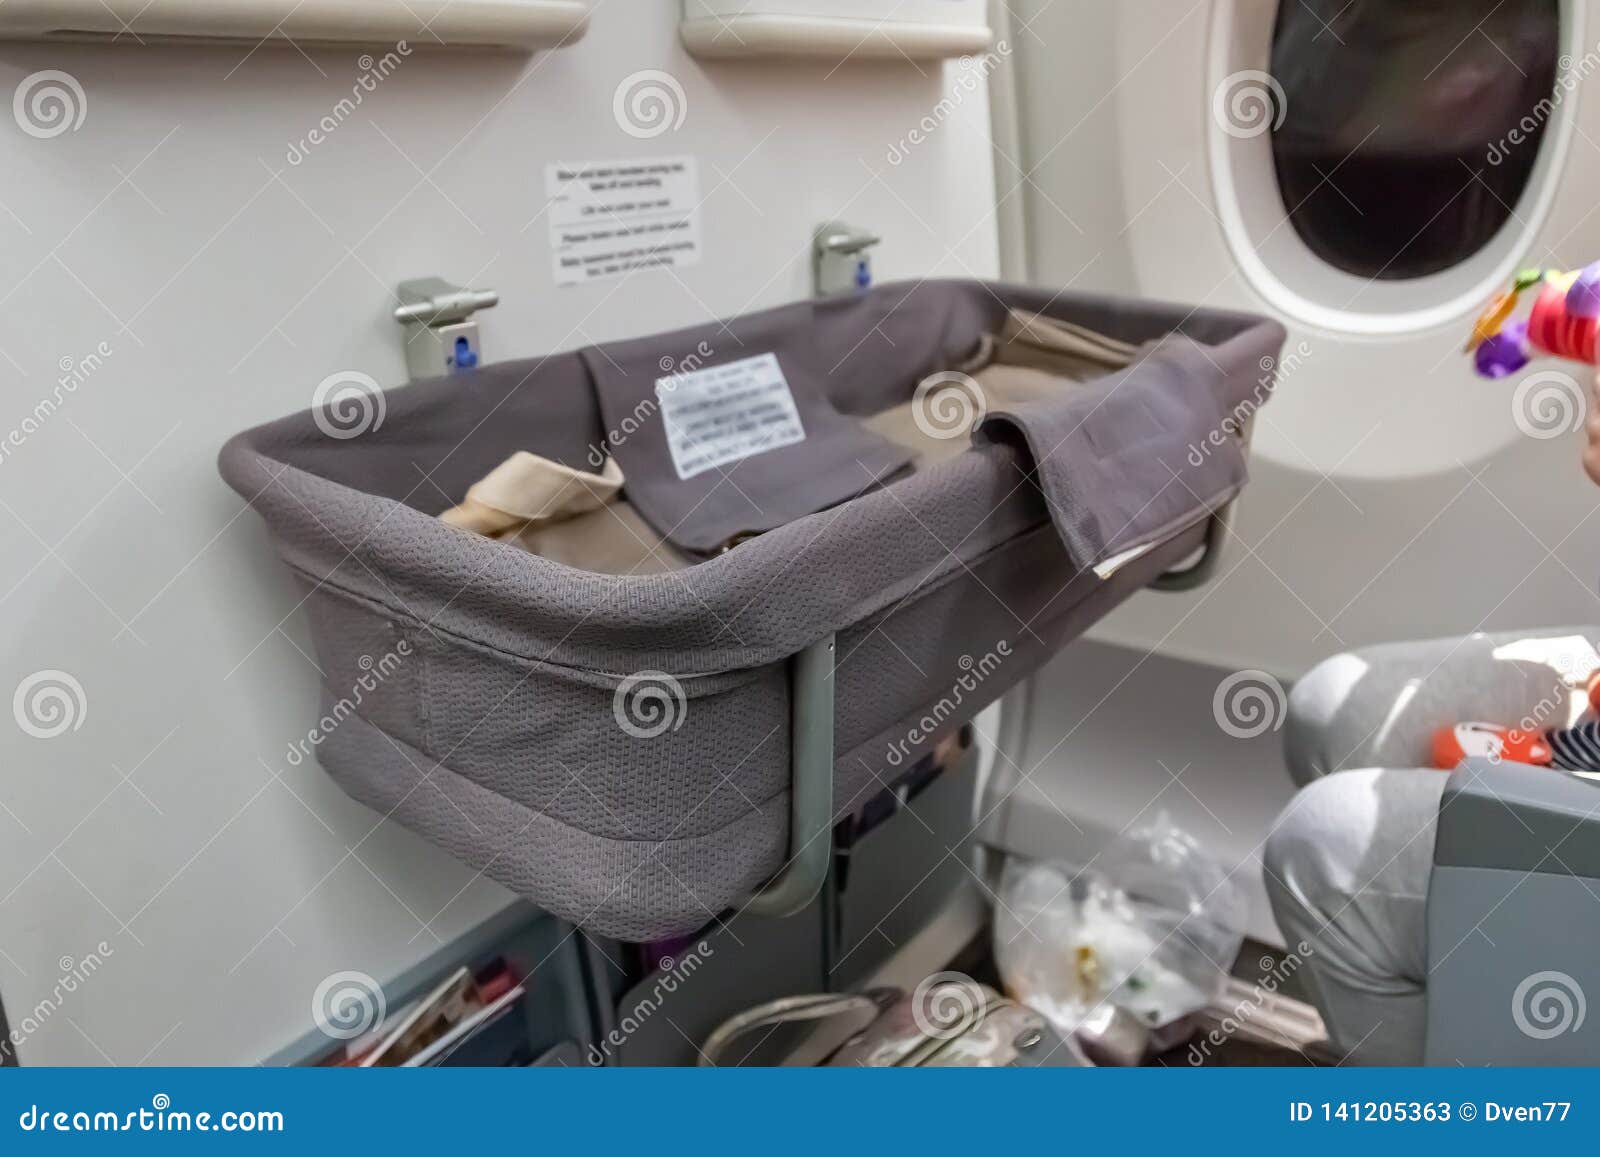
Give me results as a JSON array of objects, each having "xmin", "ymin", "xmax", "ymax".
[{"xmin": 1263, "ymin": 628, "xmax": 1598, "ymax": 1064}]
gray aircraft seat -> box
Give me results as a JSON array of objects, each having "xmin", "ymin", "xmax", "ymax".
[
  {"xmin": 1281, "ymin": 626, "xmax": 1600, "ymax": 1065},
  {"xmin": 1427, "ymin": 757, "xmax": 1600, "ymax": 1064}
]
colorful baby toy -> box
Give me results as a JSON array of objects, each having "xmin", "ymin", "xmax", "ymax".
[{"xmin": 1469, "ymin": 262, "xmax": 1600, "ymax": 378}]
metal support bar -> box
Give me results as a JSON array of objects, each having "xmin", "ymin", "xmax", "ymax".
[
  {"xmin": 1149, "ymin": 503, "xmax": 1233, "ymax": 591},
  {"xmin": 1151, "ymin": 419, "xmax": 1254, "ymax": 592},
  {"xmin": 745, "ymin": 633, "xmax": 836, "ymax": 917}
]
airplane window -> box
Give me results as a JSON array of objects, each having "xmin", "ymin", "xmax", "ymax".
[{"xmin": 1269, "ymin": 0, "xmax": 1559, "ymax": 280}]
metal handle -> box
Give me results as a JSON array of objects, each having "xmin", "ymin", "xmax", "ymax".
[
  {"xmin": 816, "ymin": 226, "xmax": 880, "ymax": 256},
  {"xmin": 699, "ymin": 991, "xmax": 881, "ymax": 1067},
  {"xmin": 393, "ymin": 277, "xmax": 499, "ymax": 326}
]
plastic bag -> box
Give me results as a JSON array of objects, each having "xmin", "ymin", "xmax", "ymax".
[{"xmin": 992, "ymin": 815, "xmax": 1247, "ymax": 1034}]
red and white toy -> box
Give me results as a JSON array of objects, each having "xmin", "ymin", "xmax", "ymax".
[{"xmin": 1430, "ymin": 722, "xmax": 1553, "ymax": 770}]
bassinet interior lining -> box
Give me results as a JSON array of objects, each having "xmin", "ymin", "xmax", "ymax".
[{"xmin": 482, "ymin": 311, "xmax": 1143, "ymax": 576}]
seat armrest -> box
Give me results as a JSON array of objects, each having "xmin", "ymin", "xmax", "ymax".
[
  {"xmin": 1426, "ymin": 758, "xmax": 1600, "ymax": 1064},
  {"xmin": 1435, "ymin": 757, "xmax": 1600, "ymax": 875}
]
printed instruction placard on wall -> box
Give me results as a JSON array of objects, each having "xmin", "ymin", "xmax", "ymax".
[{"xmin": 546, "ymin": 156, "xmax": 702, "ymax": 286}]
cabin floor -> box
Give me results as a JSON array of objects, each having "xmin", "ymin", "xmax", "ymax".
[{"xmin": 949, "ymin": 934, "xmax": 1329, "ymax": 1068}]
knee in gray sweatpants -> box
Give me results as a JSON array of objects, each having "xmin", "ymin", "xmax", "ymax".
[{"xmin": 1264, "ymin": 766, "xmax": 1445, "ymax": 1064}]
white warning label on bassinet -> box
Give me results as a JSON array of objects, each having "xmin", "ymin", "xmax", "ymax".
[
  {"xmin": 545, "ymin": 156, "xmax": 702, "ymax": 286},
  {"xmin": 655, "ymin": 353, "xmax": 806, "ymax": 480}
]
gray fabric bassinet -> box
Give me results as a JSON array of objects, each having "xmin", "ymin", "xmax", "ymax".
[{"xmin": 219, "ymin": 280, "xmax": 1285, "ymax": 939}]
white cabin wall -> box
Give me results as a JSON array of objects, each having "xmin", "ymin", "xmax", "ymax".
[
  {"xmin": 1005, "ymin": 0, "xmax": 1134, "ymax": 294},
  {"xmin": 0, "ymin": 7, "xmax": 999, "ymax": 1064},
  {"xmin": 1011, "ymin": 0, "xmax": 1600, "ymax": 679},
  {"xmin": 993, "ymin": 0, "xmax": 1600, "ymax": 947}
]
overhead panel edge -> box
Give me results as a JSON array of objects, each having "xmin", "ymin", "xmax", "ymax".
[
  {"xmin": 681, "ymin": 1, "xmax": 992, "ymax": 61},
  {"xmin": 0, "ymin": 1, "xmax": 591, "ymax": 49}
]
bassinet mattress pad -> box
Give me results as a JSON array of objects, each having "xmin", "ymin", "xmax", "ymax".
[{"xmin": 218, "ymin": 280, "xmax": 1284, "ymax": 939}]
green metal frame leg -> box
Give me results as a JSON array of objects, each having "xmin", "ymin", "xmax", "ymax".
[{"xmin": 745, "ymin": 633, "xmax": 836, "ymax": 917}]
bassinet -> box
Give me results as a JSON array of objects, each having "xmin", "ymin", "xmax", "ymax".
[{"xmin": 219, "ymin": 279, "xmax": 1284, "ymax": 939}]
